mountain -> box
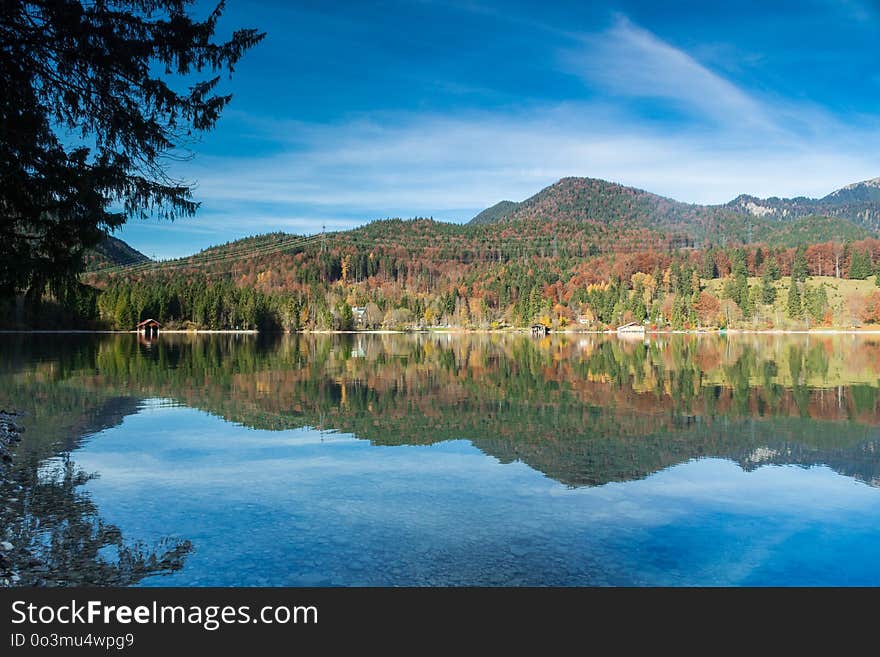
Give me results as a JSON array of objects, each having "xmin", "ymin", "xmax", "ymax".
[
  {"xmin": 822, "ymin": 177, "xmax": 880, "ymax": 204},
  {"xmin": 725, "ymin": 176, "xmax": 880, "ymax": 230},
  {"xmin": 81, "ymin": 173, "xmax": 880, "ymax": 333},
  {"xmin": 469, "ymin": 177, "xmax": 697, "ymax": 227},
  {"xmin": 94, "ymin": 175, "xmax": 880, "ymax": 288},
  {"xmin": 469, "ymin": 175, "xmax": 880, "ymax": 240},
  {"xmin": 84, "ymin": 235, "xmax": 150, "ymax": 271},
  {"xmin": 468, "ymin": 177, "xmax": 774, "ymax": 246},
  {"xmin": 469, "ymin": 200, "xmax": 519, "ymax": 225}
]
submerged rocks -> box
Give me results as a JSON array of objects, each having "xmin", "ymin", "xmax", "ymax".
[
  {"xmin": 1, "ymin": 411, "xmax": 22, "ymax": 586},
  {"xmin": 0, "ymin": 411, "xmax": 23, "ymax": 471}
]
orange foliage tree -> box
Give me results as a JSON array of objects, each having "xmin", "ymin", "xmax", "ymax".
[
  {"xmin": 861, "ymin": 291, "xmax": 880, "ymax": 324},
  {"xmin": 693, "ymin": 292, "xmax": 721, "ymax": 326}
]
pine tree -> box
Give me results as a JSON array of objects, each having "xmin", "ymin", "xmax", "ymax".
[
  {"xmin": 764, "ymin": 257, "xmax": 781, "ymax": 281},
  {"xmin": 740, "ymin": 282, "xmax": 755, "ymax": 317},
  {"xmin": 787, "ymin": 278, "xmax": 802, "ymax": 319},
  {"xmin": 792, "ymin": 245, "xmax": 809, "ymax": 282},
  {"xmin": 761, "ymin": 269, "xmax": 777, "ymax": 304},
  {"xmin": 805, "ymin": 283, "xmax": 828, "ymax": 323},
  {"xmin": 1, "ymin": 2, "xmax": 264, "ymax": 300},
  {"xmin": 849, "ymin": 249, "xmax": 872, "ymax": 280},
  {"xmin": 337, "ymin": 302, "xmax": 354, "ymax": 331}
]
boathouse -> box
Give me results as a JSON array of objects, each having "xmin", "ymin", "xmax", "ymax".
[
  {"xmin": 530, "ymin": 324, "xmax": 548, "ymax": 336},
  {"xmin": 136, "ymin": 318, "xmax": 160, "ymax": 337},
  {"xmin": 616, "ymin": 321, "xmax": 645, "ymax": 333}
]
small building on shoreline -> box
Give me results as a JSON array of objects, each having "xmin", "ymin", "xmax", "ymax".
[
  {"xmin": 616, "ymin": 321, "xmax": 645, "ymax": 334},
  {"xmin": 136, "ymin": 318, "xmax": 160, "ymax": 337}
]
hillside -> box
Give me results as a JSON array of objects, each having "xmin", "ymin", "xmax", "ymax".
[
  {"xmin": 469, "ymin": 200, "xmax": 519, "ymax": 225},
  {"xmin": 478, "ymin": 177, "xmax": 698, "ymax": 227},
  {"xmin": 469, "ymin": 177, "xmax": 737, "ymax": 245},
  {"xmin": 80, "ymin": 175, "xmax": 880, "ymax": 333},
  {"xmin": 823, "ymin": 177, "xmax": 880, "ymax": 204},
  {"xmin": 84, "ymin": 234, "xmax": 150, "ymax": 271},
  {"xmin": 756, "ymin": 215, "xmax": 869, "ymax": 247}
]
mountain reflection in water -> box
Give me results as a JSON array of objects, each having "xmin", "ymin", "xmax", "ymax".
[{"xmin": 2, "ymin": 332, "xmax": 879, "ymax": 586}]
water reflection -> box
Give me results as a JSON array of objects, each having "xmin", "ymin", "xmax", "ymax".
[
  {"xmin": 1, "ymin": 444, "xmax": 191, "ymax": 586},
  {"xmin": 1, "ymin": 332, "xmax": 880, "ymax": 586}
]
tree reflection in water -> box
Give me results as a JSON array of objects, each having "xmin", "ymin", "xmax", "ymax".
[
  {"xmin": 3, "ymin": 331, "xmax": 880, "ymax": 585},
  {"xmin": 2, "ymin": 451, "xmax": 191, "ymax": 587}
]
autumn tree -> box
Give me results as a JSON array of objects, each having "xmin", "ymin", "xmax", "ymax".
[
  {"xmin": 719, "ymin": 298, "xmax": 742, "ymax": 328},
  {"xmin": 693, "ymin": 291, "xmax": 720, "ymax": 326},
  {"xmin": 832, "ymin": 241, "xmax": 846, "ymax": 278},
  {"xmin": 862, "ymin": 291, "xmax": 880, "ymax": 324},
  {"xmin": 0, "ymin": 1, "xmax": 264, "ymax": 300}
]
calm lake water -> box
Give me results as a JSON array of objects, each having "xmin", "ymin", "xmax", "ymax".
[{"xmin": 3, "ymin": 332, "xmax": 880, "ymax": 586}]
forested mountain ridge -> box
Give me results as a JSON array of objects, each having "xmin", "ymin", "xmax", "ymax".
[
  {"xmin": 471, "ymin": 176, "xmax": 880, "ymax": 236},
  {"xmin": 725, "ymin": 176, "xmax": 880, "ymax": 230},
  {"xmin": 823, "ymin": 177, "xmax": 880, "ymax": 203},
  {"xmin": 84, "ymin": 235, "xmax": 151, "ymax": 271},
  {"xmin": 470, "ymin": 177, "xmax": 732, "ymax": 245},
  {"xmin": 469, "ymin": 200, "xmax": 519, "ymax": 225},
  {"xmin": 59, "ymin": 175, "xmax": 880, "ymax": 333}
]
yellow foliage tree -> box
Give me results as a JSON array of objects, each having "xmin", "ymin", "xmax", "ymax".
[{"xmin": 631, "ymin": 271, "xmax": 656, "ymax": 304}]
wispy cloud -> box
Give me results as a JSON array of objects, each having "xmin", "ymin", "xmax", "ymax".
[
  {"xmin": 127, "ymin": 14, "xmax": 880, "ymax": 258},
  {"xmin": 562, "ymin": 15, "xmax": 771, "ymax": 130},
  {"xmin": 187, "ymin": 105, "xmax": 880, "ymax": 215}
]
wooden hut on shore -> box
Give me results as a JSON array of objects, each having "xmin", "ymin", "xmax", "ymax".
[
  {"xmin": 136, "ymin": 318, "xmax": 160, "ymax": 337},
  {"xmin": 616, "ymin": 321, "xmax": 645, "ymax": 334},
  {"xmin": 530, "ymin": 324, "xmax": 548, "ymax": 336}
]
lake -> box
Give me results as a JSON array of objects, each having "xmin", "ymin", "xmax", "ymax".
[{"xmin": 2, "ymin": 331, "xmax": 880, "ymax": 586}]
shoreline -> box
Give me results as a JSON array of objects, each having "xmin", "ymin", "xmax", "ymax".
[
  {"xmin": 0, "ymin": 329, "xmax": 259, "ymax": 334},
  {"xmin": 0, "ymin": 411, "xmax": 22, "ymax": 585},
  {"xmin": 2, "ymin": 327, "xmax": 880, "ymax": 336}
]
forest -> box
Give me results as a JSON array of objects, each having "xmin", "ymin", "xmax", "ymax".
[
  {"xmin": 7, "ymin": 177, "xmax": 880, "ymax": 332},
  {"xmin": 0, "ymin": 169, "xmax": 880, "ymax": 332},
  {"xmin": 67, "ymin": 221, "xmax": 880, "ymax": 332}
]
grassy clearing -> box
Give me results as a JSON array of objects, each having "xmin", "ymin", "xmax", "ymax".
[{"xmin": 703, "ymin": 274, "xmax": 880, "ymax": 329}]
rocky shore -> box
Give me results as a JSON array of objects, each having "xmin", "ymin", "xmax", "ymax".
[
  {"xmin": 1, "ymin": 411, "xmax": 23, "ymax": 585},
  {"xmin": 0, "ymin": 411, "xmax": 22, "ymax": 469}
]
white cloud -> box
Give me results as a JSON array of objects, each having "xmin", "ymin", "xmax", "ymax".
[
  {"xmin": 139, "ymin": 15, "xmax": 880, "ymax": 257},
  {"xmin": 562, "ymin": 15, "xmax": 771, "ymax": 130},
  {"xmin": 185, "ymin": 105, "xmax": 880, "ymax": 215}
]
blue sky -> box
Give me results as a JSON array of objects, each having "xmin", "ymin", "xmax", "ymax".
[{"xmin": 116, "ymin": 0, "xmax": 880, "ymax": 259}]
